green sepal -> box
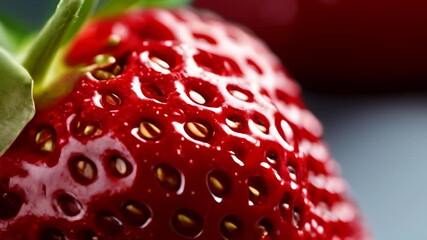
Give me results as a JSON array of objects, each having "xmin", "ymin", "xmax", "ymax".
[
  {"xmin": 0, "ymin": 48, "xmax": 35, "ymax": 156},
  {"xmin": 63, "ymin": 0, "xmax": 99, "ymax": 44},
  {"xmin": 97, "ymin": 0, "xmax": 191, "ymax": 16},
  {"xmin": 140, "ymin": 0, "xmax": 191, "ymax": 7},
  {"xmin": 20, "ymin": 0, "xmax": 85, "ymax": 88}
]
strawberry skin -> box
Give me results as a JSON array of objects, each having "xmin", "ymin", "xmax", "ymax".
[{"xmin": 0, "ymin": 9, "xmax": 367, "ymax": 239}]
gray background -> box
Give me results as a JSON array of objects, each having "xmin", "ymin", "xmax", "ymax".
[{"xmin": 1, "ymin": 1, "xmax": 426, "ymax": 239}]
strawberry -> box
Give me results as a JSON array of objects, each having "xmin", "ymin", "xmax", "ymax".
[
  {"xmin": 194, "ymin": 0, "xmax": 427, "ymax": 92},
  {"xmin": 0, "ymin": 5, "xmax": 368, "ymax": 240}
]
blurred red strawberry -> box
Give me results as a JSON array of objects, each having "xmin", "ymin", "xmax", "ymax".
[{"xmin": 194, "ymin": 0, "xmax": 427, "ymax": 92}]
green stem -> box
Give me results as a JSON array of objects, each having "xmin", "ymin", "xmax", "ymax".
[{"xmin": 20, "ymin": 0, "xmax": 85, "ymax": 88}]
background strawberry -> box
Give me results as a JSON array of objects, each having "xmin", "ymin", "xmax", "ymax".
[
  {"xmin": 0, "ymin": 1, "xmax": 367, "ymax": 239},
  {"xmin": 194, "ymin": 0, "xmax": 427, "ymax": 93}
]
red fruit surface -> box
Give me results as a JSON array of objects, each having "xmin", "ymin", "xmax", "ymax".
[
  {"xmin": 0, "ymin": 8, "xmax": 367, "ymax": 239},
  {"xmin": 194, "ymin": 0, "xmax": 427, "ymax": 92}
]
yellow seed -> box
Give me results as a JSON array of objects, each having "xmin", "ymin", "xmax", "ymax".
[
  {"xmin": 35, "ymin": 129, "xmax": 55, "ymax": 152},
  {"xmin": 224, "ymin": 221, "xmax": 238, "ymax": 232},
  {"xmin": 150, "ymin": 56, "xmax": 170, "ymax": 69},
  {"xmin": 189, "ymin": 90, "xmax": 206, "ymax": 105},
  {"xmin": 83, "ymin": 125, "xmax": 95, "ymax": 136},
  {"xmin": 186, "ymin": 122, "xmax": 209, "ymax": 139},
  {"xmin": 104, "ymin": 93, "xmax": 121, "ymax": 106},
  {"xmin": 177, "ymin": 214, "xmax": 195, "ymax": 228},
  {"xmin": 254, "ymin": 122, "xmax": 267, "ymax": 133},
  {"xmin": 230, "ymin": 90, "xmax": 249, "ymax": 101},
  {"xmin": 126, "ymin": 204, "xmax": 143, "ymax": 216},
  {"xmin": 41, "ymin": 139, "xmax": 54, "ymax": 152},
  {"xmin": 156, "ymin": 168, "xmax": 177, "ymax": 186},
  {"xmin": 258, "ymin": 225, "xmax": 268, "ymax": 237},
  {"xmin": 107, "ymin": 34, "xmax": 121, "ymax": 46},
  {"xmin": 139, "ymin": 122, "xmax": 161, "ymax": 140},
  {"xmin": 249, "ymin": 186, "xmax": 260, "ymax": 197},
  {"xmin": 93, "ymin": 70, "xmax": 116, "ymax": 80},
  {"xmin": 209, "ymin": 176, "xmax": 224, "ymax": 193},
  {"xmin": 94, "ymin": 54, "xmax": 116, "ymax": 66},
  {"xmin": 225, "ymin": 118, "xmax": 241, "ymax": 130},
  {"xmin": 77, "ymin": 160, "xmax": 94, "ymax": 180},
  {"xmin": 115, "ymin": 158, "xmax": 127, "ymax": 175}
]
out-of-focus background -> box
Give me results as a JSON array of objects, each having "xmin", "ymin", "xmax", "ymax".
[{"xmin": 1, "ymin": 1, "xmax": 427, "ymax": 239}]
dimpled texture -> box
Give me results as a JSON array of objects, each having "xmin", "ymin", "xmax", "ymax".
[{"xmin": 0, "ymin": 8, "xmax": 367, "ymax": 240}]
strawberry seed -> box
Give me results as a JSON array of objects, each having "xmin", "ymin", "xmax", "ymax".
[
  {"xmin": 69, "ymin": 156, "xmax": 97, "ymax": 184},
  {"xmin": 207, "ymin": 170, "xmax": 230, "ymax": 198},
  {"xmin": 185, "ymin": 121, "xmax": 210, "ymax": 140},
  {"xmin": 248, "ymin": 177, "xmax": 268, "ymax": 205},
  {"xmin": 154, "ymin": 164, "xmax": 182, "ymax": 192},
  {"xmin": 56, "ymin": 193, "xmax": 82, "ymax": 217},
  {"xmin": 189, "ymin": 90, "xmax": 206, "ymax": 105},
  {"xmin": 35, "ymin": 127, "xmax": 56, "ymax": 152},
  {"xmin": 139, "ymin": 121, "xmax": 161, "ymax": 140},
  {"xmin": 121, "ymin": 200, "xmax": 152, "ymax": 227},
  {"xmin": 220, "ymin": 215, "xmax": 241, "ymax": 239},
  {"xmin": 171, "ymin": 209, "xmax": 203, "ymax": 238}
]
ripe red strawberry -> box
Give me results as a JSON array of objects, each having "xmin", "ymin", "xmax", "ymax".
[{"xmin": 0, "ymin": 8, "xmax": 368, "ymax": 240}]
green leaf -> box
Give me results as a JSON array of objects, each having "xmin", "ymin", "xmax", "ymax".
[{"xmin": 0, "ymin": 48, "xmax": 35, "ymax": 156}]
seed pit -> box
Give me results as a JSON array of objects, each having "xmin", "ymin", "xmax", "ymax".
[
  {"xmin": 139, "ymin": 121, "xmax": 162, "ymax": 140},
  {"xmin": 101, "ymin": 93, "xmax": 122, "ymax": 107},
  {"xmin": 185, "ymin": 79, "xmax": 221, "ymax": 107},
  {"xmin": 121, "ymin": 200, "xmax": 152, "ymax": 227},
  {"xmin": 207, "ymin": 170, "xmax": 231, "ymax": 198},
  {"xmin": 192, "ymin": 33, "xmax": 217, "ymax": 45},
  {"xmin": 95, "ymin": 211, "xmax": 123, "ymax": 236},
  {"xmin": 38, "ymin": 227, "xmax": 66, "ymax": 240},
  {"xmin": 0, "ymin": 189, "xmax": 23, "ymax": 219},
  {"xmin": 279, "ymin": 192, "xmax": 293, "ymax": 216},
  {"xmin": 293, "ymin": 207, "xmax": 302, "ymax": 228},
  {"xmin": 68, "ymin": 156, "xmax": 97, "ymax": 185},
  {"xmin": 77, "ymin": 229, "xmax": 98, "ymax": 240},
  {"xmin": 227, "ymin": 115, "xmax": 248, "ymax": 132},
  {"xmin": 257, "ymin": 218, "xmax": 273, "ymax": 238},
  {"xmin": 35, "ymin": 127, "xmax": 56, "ymax": 152},
  {"xmin": 141, "ymin": 83, "xmax": 167, "ymax": 101},
  {"xmin": 148, "ymin": 47, "xmax": 178, "ymax": 72},
  {"xmin": 287, "ymin": 164, "xmax": 298, "ymax": 181},
  {"xmin": 154, "ymin": 164, "xmax": 182, "ymax": 192},
  {"xmin": 108, "ymin": 156, "xmax": 133, "ymax": 178},
  {"xmin": 246, "ymin": 58, "xmax": 263, "ymax": 75},
  {"xmin": 220, "ymin": 215, "xmax": 242, "ymax": 239},
  {"xmin": 184, "ymin": 121, "xmax": 211, "ymax": 141},
  {"xmin": 252, "ymin": 114, "xmax": 269, "ymax": 134},
  {"xmin": 194, "ymin": 51, "xmax": 242, "ymax": 76},
  {"xmin": 266, "ymin": 150, "xmax": 279, "ymax": 171},
  {"xmin": 56, "ymin": 193, "xmax": 82, "ymax": 217},
  {"xmin": 248, "ymin": 177, "xmax": 268, "ymax": 205},
  {"xmin": 171, "ymin": 208, "xmax": 204, "ymax": 238}
]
